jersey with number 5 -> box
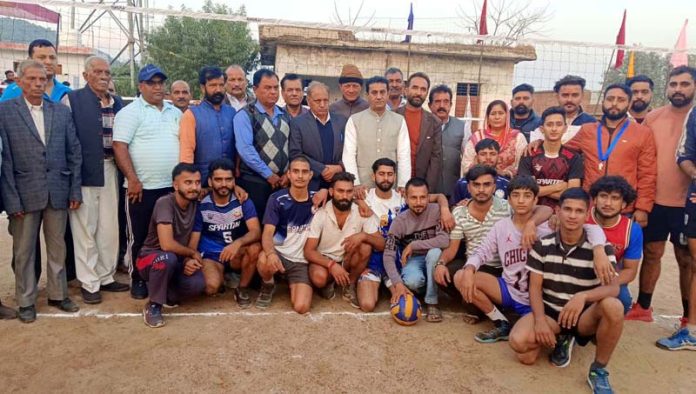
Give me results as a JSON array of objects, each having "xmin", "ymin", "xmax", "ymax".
[{"xmin": 193, "ymin": 194, "xmax": 258, "ymax": 255}]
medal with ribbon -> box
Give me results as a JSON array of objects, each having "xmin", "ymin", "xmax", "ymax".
[{"xmin": 596, "ymin": 118, "xmax": 630, "ymax": 171}]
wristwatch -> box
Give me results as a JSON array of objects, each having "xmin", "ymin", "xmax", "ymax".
[{"xmin": 436, "ymin": 260, "xmax": 447, "ymax": 267}]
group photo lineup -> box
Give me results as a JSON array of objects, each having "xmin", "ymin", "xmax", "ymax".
[{"xmin": 0, "ymin": 0, "xmax": 695, "ymax": 393}]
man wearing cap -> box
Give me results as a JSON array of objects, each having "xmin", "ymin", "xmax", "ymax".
[
  {"xmin": 329, "ymin": 64, "xmax": 369, "ymax": 119},
  {"xmin": 113, "ymin": 64, "xmax": 182, "ymax": 299},
  {"xmin": 179, "ymin": 66, "xmax": 236, "ymax": 184},
  {"xmin": 509, "ymin": 83, "xmax": 542, "ymax": 141}
]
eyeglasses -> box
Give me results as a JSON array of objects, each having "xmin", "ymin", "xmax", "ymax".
[{"xmin": 143, "ymin": 80, "xmax": 165, "ymax": 87}]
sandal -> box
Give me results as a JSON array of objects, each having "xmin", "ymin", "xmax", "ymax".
[
  {"xmin": 425, "ymin": 304, "xmax": 443, "ymax": 323},
  {"xmin": 462, "ymin": 312, "xmax": 481, "ymax": 325}
]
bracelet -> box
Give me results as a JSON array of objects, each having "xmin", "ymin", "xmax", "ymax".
[
  {"xmin": 436, "ymin": 260, "xmax": 447, "ymax": 267},
  {"xmin": 328, "ymin": 260, "xmax": 336, "ymax": 271}
]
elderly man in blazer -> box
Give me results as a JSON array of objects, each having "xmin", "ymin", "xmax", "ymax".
[
  {"xmin": 0, "ymin": 60, "xmax": 82, "ymax": 323},
  {"xmin": 396, "ymin": 72, "xmax": 443, "ymax": 192},
  {"xmin": 289, "ymin": 81, "xmax": 347, "ymax": 191}
]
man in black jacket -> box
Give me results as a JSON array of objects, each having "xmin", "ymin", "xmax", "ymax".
[{"xmin": 64, "ymin": 56, "xmax": 129, "ymax": 304}]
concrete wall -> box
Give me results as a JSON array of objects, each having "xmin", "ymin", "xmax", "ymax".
[
  {"xmin": 0, "ymin": 48, "xmax": 92, "ymax": 89},
  {"xmin": 273, "ymin": 44, "xmax": 517, "ymax": 119}
]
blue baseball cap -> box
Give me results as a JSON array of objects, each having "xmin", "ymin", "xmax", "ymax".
[{"xmin": 138, "ymin": 64, "xmax": 167, "ymax": 82}]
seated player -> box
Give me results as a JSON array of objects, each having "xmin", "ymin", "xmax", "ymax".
[
  {"xmin": 384, "ymin": 177, "xmax": 450, "ymax": 322},
  {"xmin": 451, "ymin": 139, "xmax": 509, "ymax": 206},
  {"xmin": 456, "ymin": 176, "xmax": 608, "ymax": 343},
  {"xmin": 509, "ymin": 188, "xmax": 623, "ymax": 394},
  {"xmin": 354, "ymin": 158, "xmax": 453, "ymax": 312},
  {"xmin": 588, "ymin": 176, "xmax": 642, "ymax": 314},
  {"xmin": 189, "ymin": 159, "xmax": 262, "ymax": 308},
  {"xmin": 304, "ymin": 172, "xmax": 384, "ymax": 307},
  {"xmin": 518, "ymin": 106, "xmax": 583, "ymax": 209},
  {"xmin": 137, "ymin": 163, "xmax": 206, "ymax": 328},
  {"xmin": 256, "ymin": 156, "xmax": 317, "ymax": 314}
]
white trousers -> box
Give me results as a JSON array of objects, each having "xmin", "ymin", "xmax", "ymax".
[{"xmin": 69, "ymin": 159, "xmax": 119, "ymax": 293}]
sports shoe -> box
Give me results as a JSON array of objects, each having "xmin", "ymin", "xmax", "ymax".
[
  {"xmin": 143, "ymin": 303, "xmax": 165, "ymax": 328},
  {"xmin": 235, "ymin": 287, "xmax": 252, "ymax": 309},
  {"xmin": 587, "ymin": 367, "xmax": 614, "ymax": 394},
  {"xmin": 342, "ymin": 284, "xmax": 359, "ymax": 309},
  {"xmin": 18, "ymin": 305, "xmax": 36, "ymax": 324},
  {"xmin": 255, "ymin": 282, "xmax": 275, "ymax": 309},
  {"xmin": 320, "ymin": 282, "xmax": 336, "ymax": 300},
  {"xmin": 550, "ymin": 334, "xmax": 575, "ymax": 368},
  {"xmin": 474, "ymin": 320, "xmax": 511, "ymax": 343},
  {"xmin": 656, "ymin": 327, "xmax": 696, "ymax": 351},
  {"xmin": 130, "ymin": 280, "xmax": 148, "ymax": 300},
  {"xmin": 624, "ymin": 303, "xmax": 653, "ymax": 322}
]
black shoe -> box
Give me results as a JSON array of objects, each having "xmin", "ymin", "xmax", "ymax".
[
  {"xmin": 550, "ymin": 334, "xmax": 576, "ymax": 368},
  {"xmin": 143, "ymin": 302, "xmax": 165, "ymax": 328},
  {"xmin": 48, "ymin": 298, "xmax": 80, "ymax": 313},
  {"xmin": 130, "ymin": 280, "xmax": 148, "ymax": 300},
  {"xmin": 81, "ymin": 288, "xmax": 102, "ymax": 304},
  {"xmin": 18, "ymin": 305, "xmax": 36, "ymax": 323},
  {"xmin": 101, "ymin": 281, "xmax": 130, "ymax": 292},
  {"xmin": 0, "ymin": 302, "xmax": 18, "ymax": 320}
]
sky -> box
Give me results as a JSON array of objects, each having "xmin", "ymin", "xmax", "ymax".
[{"xmin": 148, "ymin": 0, "xmax": 694, "ymax": 50}]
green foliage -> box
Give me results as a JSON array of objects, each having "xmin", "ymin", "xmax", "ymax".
[
  {"xmin": 145, "ymin": 0, "xmax": 258, "ymax": 97},
  {"xmin": 604, "ymin": 52, "xmax": 696, "ymax": 107}
]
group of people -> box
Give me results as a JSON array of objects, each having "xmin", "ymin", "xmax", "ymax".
[{"xmin": 1, "ymin": 38, "xmax": 695, "ymax": 394}]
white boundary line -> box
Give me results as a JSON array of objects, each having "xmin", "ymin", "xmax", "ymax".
[{"xmin": 33, "ymin": 310, "xmax": 684, "ymax": 321}]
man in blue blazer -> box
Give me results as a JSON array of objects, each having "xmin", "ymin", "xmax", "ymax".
[
  {"xmin": 288, "ymin": 81, "xmax": 347, "ymax": 191},
  {"xmin": 0, "ymin": 60, "xmax": 82, "ymax": 323}
]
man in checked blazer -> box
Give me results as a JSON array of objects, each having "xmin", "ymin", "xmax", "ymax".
[
  {"xmin": 288, "ymin": 81, "xmax": 347, "ymax": 191},
  {"xmin": 0, "ymin": 60, "xmax": 83, "ymax": 323}
]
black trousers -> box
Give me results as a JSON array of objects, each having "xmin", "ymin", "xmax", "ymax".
[
  {"xmin": 237, "ymin": 175, "xmax": 274, "ymax": 222},
  {"xmin": 125, "ymin": 187, "xmax": 172, "ymax": 282}
]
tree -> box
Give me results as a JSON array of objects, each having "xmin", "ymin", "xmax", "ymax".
[
  {"xmin": 457, "ymin": 0, "xmax": 552, "ymax": 45},
  {"xmin": 332, "ymin": 0, "xmax": 375, "ymax": 27},
  {"xmin": 604, "ymin": 52, "xmax": 696, "ymax": 107},
  {"xmin": 145, "ymin": 0, "xmax": 258, "ymax": 97}
]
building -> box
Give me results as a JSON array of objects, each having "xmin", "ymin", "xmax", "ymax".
[{"xmin": 258, "ymin": 24, "xmax": 536, "ymax": 122}]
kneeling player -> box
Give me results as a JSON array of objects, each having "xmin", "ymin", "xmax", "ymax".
[
  {"xmin": 456, "ymin": 176, "xmax": 607, "ymax": 343},
  {"xmin": 256, "ymin": 156, "xmax": 317, "ymax": 314},
  {"xmin": 509, "ymin": 188, "xmax": 623, "ymax": 394},
  {"xmin": 304, "ymin": 172, "xmax": 383, "ymax": 308},
  {"xmin": 190, "ymin": 159, "xmax": 262, "ymax": 308}
]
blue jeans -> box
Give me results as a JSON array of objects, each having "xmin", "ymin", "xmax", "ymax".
[
  {"xmin": 618, "ymin": 284, "xmax": 632, "ymax": 315},
  {"xmin": 401, "ymin": 249, "xmax": 442, "ymax": 305}
]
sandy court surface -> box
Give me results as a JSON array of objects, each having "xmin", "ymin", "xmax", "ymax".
[{"xmin": 1, "ymin": 216, "xmax": 695, "ymax": 393}]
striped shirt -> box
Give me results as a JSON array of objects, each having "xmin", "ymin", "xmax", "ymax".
[
  {"xmin": 113, "ymin": 96, "xmax": 182, "ymax": 189},
  {"xmin": 526, "ymin": 231, "xmax": 616, "ymax": 318},
  {"xmin": 450, "ymin": 196, "xmax": 511, "ymax": 267}
]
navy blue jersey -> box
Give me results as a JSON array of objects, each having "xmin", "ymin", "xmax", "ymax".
[
  {"xmin": 193, "ymin": 195, "xmax": 257, "ymax": 255},
  {"xmin": 263, "ymin": 189, "xmax": 317, "ymax": 263}
]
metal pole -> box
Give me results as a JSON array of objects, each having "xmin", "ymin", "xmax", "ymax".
[{"xmin": 127, "ymin": 0, "xmax": 136, "ymax": 92}]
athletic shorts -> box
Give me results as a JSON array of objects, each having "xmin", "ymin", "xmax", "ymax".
[
  {"xmin": 358, "ymin": 268, "xmax": 393, "ymax": 287},
  {"xmin": 684, "ymin": 190, "xmax": 696, "ymax": 239},
  {"xmin": 277, "ymin": 254, "xmax": 310, "ymax": 285},
  {"xmin": 202, "ymin": 251, "xmax": 223, "ymax": 264},
  {"xmin": 498, "ymin": 277, "xmax": 531, "ymax": 316},
  {"xmin": 645, "ymin": 204, "xmax": 688, "ymax": 247},
  {"xmin": 545, "ymin": 303, "xmax": 594, "ymax": 346}
]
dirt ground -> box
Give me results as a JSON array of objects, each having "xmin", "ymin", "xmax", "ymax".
[{"xmin": 1, "ymin": 217, "xmax": 695, "ymax": 393}]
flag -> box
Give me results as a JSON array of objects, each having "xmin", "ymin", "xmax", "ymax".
[
  {"xmin": 0, "ymin": 1, "xmax": 60, "ymax": 24},
  {"xmin": 671, "ymin": 19, "xmax": 689, "ymax": 68},
  {"xmin": 463, "ymin": 94, "xmax": 473, "ymax": 137},
  {"xmin": 479, "ymin": 0, "xmax": 488, "ymax": 35},
  {"xmin": 626, "ymin": 51, "xmax": 635, "ymax": 78},
  {"xmin": 614, "ymin": 10, "xmax": 627, "ymax": 69},
  {"xmin": 404, "ymin": 3, "xmax": 414, "ymax": 43}
]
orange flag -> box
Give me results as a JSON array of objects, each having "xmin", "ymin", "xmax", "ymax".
[{"xmin": 626, "ymin": 51, "xmax": 635, "ymax": 78}]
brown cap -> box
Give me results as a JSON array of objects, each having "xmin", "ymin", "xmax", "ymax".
[{"xmin": 338, "ymin": 64, "xmax": 364, "ymax": 85}]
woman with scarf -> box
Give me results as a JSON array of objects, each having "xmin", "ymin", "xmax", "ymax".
[{"xmin": 461, "ymin": 100, "xmax": 528, "ymax": 178}]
